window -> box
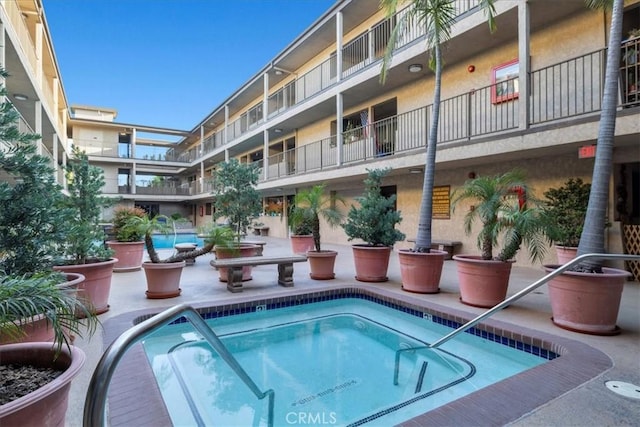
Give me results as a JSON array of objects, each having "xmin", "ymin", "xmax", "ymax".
[{"xmin": 492, "ymin": 59, "xmax": 519, "ymax": 103}]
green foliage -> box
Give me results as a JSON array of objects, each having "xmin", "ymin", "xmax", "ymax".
[
  {"xmin": 211, "ymin": 159, "xmax": 262, "ymax": 241},
  {"xmin": 290, "ymin": 185, "xmax": 344, "ymax": 251},
  {"xmin": 56, "ymin": 146, "xmax": 114, "ymax": 265},
  {"xmin": 452, "ymin": 169, "xmax": 547, "ymax": 263},
  {"xmin": 342, "ymin": 169, "xmax": 405, "ymax": 247},
  {"xmin": 0, "ymin": 273, "xmax": 98, "ymax": 355},
  {"xmin": 126, "ymin": 215, "xmax": 234, "ymax": 263},
  {"xmin": 111, "ymin": 205, "xmax": 147, "ymax": 242},
  {"xmin": 0, "ymin": 86, "xmax": 71, "ymax": 275},
  {"xmin": 543, "ymin": 178, "xmax": 591, "ymax": 247}
]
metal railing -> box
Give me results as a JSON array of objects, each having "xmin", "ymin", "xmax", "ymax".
[
  {"xmin": 393, "ymin": 253, "xmax": 640, "ymax": 385},
  {"xmin": 83, "ymin": 304, "xmax": 275, "ymax": 427}
]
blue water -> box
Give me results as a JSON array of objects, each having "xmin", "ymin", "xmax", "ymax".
[
  {"xmin": 150, "ymin": 233, "xmax": 204, "ymax": 249},
  {"xmin": 142, "ymin": 299, "xmax": 548, "ymax": 426}
]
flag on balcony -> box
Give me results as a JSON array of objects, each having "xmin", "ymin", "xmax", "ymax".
[{"xmin": 360, "ymin": 110, "xmax": 368, "ymax": 138}]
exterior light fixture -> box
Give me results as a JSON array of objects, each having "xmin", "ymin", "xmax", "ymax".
[
  {"xmin": 274, "ymin": 70, "xmax": 283, "ymax": 76},
  {"xmin": 408, "ymin": 64, "xmax": 423, "ymax": 73},
  {"xmin": 408, "ymin": 167, "xmax": 424, "ymax": 174},
  {"xmin": 13, "ymin": 94, "xmax": 28, "ymax": 101},
  {"xmin": 274, "ymin": 128, "xmax": 283, "ymax": 133}
]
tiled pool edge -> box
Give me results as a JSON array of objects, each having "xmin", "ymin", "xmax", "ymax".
[{"xmin": 102, "ymin": 285, "xmax": 612, "ymax": 426}]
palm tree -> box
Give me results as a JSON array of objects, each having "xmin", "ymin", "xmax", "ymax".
[
  {"xmin": 379, "ymin": 0, "xmax": 496, "ymax": 253},
  {"xmin": 289, "ymin": 184, "xmax": 344, "ymax": 252},
  {"xmin": 576, "ymin": 0, "xmax": 623, "ymax": 272}
]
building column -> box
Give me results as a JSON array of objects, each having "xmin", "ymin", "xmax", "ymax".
[
  {"xmin": 263, "ymin": 73, "xmax": 270, "ymax": 180},
  {"xmin": 53, "ymin": 134, "xmax": 59, "ymax": 184},
  {"xmin": 336, "ymin": 93, "xmax": 343, "ymax": 166},
  {"xmin": 336, "ymin": 10, "xmax": 343, "ymax": 82},
  {"xmin": 518, "ymin": 1, "xmax": 530, "ymax": 131},
  {"xmin": 35, "ymin": 100, "xmax": 42, "ymax": 156},
  {"xmin": 131, "ymin": 128, "xmax": 137, "ymax": 195}
]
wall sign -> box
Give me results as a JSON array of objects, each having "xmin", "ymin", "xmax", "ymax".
[{"xmin": 432, "ymin": 185, "xmax": 451, "ymax": 219}]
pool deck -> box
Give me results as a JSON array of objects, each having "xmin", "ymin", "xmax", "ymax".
[{"xmin": 66, "ymin": 237, "xmax": 640, "ymax": 426}]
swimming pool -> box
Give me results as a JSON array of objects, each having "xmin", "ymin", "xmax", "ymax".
[
  {"xmin": 150, "ymin": 233, "xmax": 204, "ymax": 249},
  {"xmin": 105, "ymin": 287, "xmax": 611, "ymax": 426}
]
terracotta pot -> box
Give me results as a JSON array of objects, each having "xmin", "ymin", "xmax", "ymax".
[
  {"xmin": 106, "ymin": 241, "xmax": 145, "ymax": 272},
  {"xmin": 555, "ymin": 245, "xmax": 578, "ymax": 265},
  {"xmin": 53, "ymin": 258, "xmax": 117, "ymax": 315},
  {"xmin": 291, "ymin": 235, "xmax": 315, "ymax": 254},
  {"xmin": 0, "ymin": 343, "xmax": 85, "ymax": 427},
  {"xmin": 453, "ymin": 254, "xmax": 514, "ymax": 308},
  {"xmin": 352, "ymin": 245, "xmax": 391, "ymax": 282},
  {"xmin": 307, "ymin": 250, "xmax": 337, "ymax": 280},
  {"xmin": 545, "ymin": 265, "xmax": 630, "ymax": 335},
  {"xmin": 215, "ymin": 244, "xmax": 259, "ymax": 282},
  {"xmin": 398, "ymin": 249, "xmax": 447, "ymax": 294},
  {"xmin": 1, "ymin": 273, "xmax": 85, "ymax": 345},
  {"xmin": 141, "ymin": 261, "xmax": 185, "ymax": 299}
]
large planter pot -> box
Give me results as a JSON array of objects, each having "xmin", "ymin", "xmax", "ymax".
[
  {"xmin": 0, "ymin": 273, "xmax": 85, "ymax": 345},
  {"xmin": 291, "ymin": 235, "xmax": 315, "ymax": 254},
  {"xmin": 545, "ymin": 265, "xmax": 631, "ymax": 335},
  {"xmin": 0, "ymin": 342, "xmax": 85, "ymax": 427},
  {"xmin": 142, "ymin": 261, "xmax": 185, "ymax": 299},
  {"xmin": 453, "ymin": 255, "xmax": 514, "ymax": 308},
  {"xmin": 352, "ymin": 245, "xmax": 392, "ymax": 283},
  {"xmin": 106, "ymin": 241, "xmax": 145, "ymax": 272},
  {"xmin": 398, "ymin": 249, "xmax": 447, "ymax": 294},
  {"xmin": 555, "ymin": 245, "xmax": 578, "ymax": 266},
  {"xmin": 215, "ymin": 244, "xmax": 259, "ymax": 282},
  {"xmin": 307, "ymin": 250, "xmax": 338, "ymax": 280},
  {"xmin": 53, "ymin": 258, "xmax": 117, "ymax": 316}
]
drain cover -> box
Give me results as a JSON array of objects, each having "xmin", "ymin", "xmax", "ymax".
[{"xmin": 605, "ymin": 381, "xmax": 640, "ymax": 399}]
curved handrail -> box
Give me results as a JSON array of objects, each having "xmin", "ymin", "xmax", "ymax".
[
  {"xmin": 393, "ymin": 253, "xmax": 640, "ymax": 384},
  {"xmin": 83, "ymin": 303, "xmax": 275, "ymax": 427}
]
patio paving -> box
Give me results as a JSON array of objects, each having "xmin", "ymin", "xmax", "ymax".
[{"xmin": 65, "ymin": 236, "xmax": 639, "ymax": 426}]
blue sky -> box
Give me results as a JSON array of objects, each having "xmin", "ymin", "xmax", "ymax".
[{"xmin": 43, "ymin": 0, "xmax": 335, "ymax": 131}]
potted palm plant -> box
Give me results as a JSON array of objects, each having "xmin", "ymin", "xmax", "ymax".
[
  {"xmin": 210, "ymin": 159, "xmax": 263, "ymax": 282},
  {"xmin": 290, "ymin": 184, "xmax": 344, "ymax": 279},
  {"xmin": 124, "ymin": 214, "xmax": 234, "ymax": 298},
  {"xmin": 545, "ymin": 0, "xmax": 631, "ymax": 335},
  {"xmin": 52, "ymin": 147, "xmax": 117, "ymax": 315},
  {"xmin": 0, "ymin": 274, "xmax": 98, "ymax": 427},
  {"xmin": 379, "ymin": 0, "xmax": 497, "ymax": 292},
  {"xmin": 542, "ymin": 178, "xmax": 591, "ymax": 264},
  {"xmin": 451, "ymin": 169, "xmax": 547, "ymax": 308},
  {"xmin": 106, "ymin": 205, "xmax": 147, "ymax": 272},
  {"xmin": 342, "ymin": 168, "xmax": 405, "ymax": 282}
]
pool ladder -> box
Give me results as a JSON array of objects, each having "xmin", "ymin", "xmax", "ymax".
[
  {"xmin": 394, "ymin": 253, "xmax": 640, "ymax": 386},
  {"xmin": 83, "ymin": 304, "xmax": 275, "ymax": 427}
]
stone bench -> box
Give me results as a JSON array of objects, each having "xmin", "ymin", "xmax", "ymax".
[
  {"xmin": 406, "ymin": 239, "xmax": 462, "ymax": 260},
  {"xmin": 240, "ymin": 239, "xmax": 267, "ymax": 256},
  {"xmin": 174, "ymin": 243, "xmax": 198, "ymax": 265},
  {"xmin": 210, "ymin": 254, "xmax": 307, "ymax": 293}
]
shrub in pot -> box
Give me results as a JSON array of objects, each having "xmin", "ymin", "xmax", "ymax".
[
  {"xmin": 210, "ymin": 159, "xmax": 263, "ymax": 281},
  {"xmin": 542, "ymin": 178, "xmax": 591, "ymax": 264},
  {"xmin": 52, "ymin": 147, "xmax": 117, "ymax": 315},
  {"xmin": 290, "ymin": 184, "xmax": 344, "ymax": 279},
  {"xmin": 451, "ymin": 169, "xmax": 547, "ymax": 308},
  {"xmin": 289, "ymin": 214, "xmax": 314, "ymax": 254},
  {"xmin": 106, "ymin": 205, "xmax": 147, "ymax": 272},
  {"xmin": 342, "ymin": 168, "xmax": 405, "ymax": 282}
]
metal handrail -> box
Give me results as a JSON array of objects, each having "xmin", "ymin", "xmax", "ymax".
[
  {"xmin": 393, "ymin": 253, "xmax": 640, "ymax": 384},
  {"xmin": 83, "ymin": 304, "xmax": 275, "ymax": 427}
]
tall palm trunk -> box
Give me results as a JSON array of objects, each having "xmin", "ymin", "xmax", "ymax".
[
  {"xmin": 415, "ymin": 44, "xmax": 442, "ymax": 253},
  {"xmin": 577, "ymin": 0, "xmax": 623, "ymax": 271}
]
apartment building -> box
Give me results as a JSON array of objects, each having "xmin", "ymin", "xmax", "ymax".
[{"xmin": 2, "ymin": 0, "xmax": 639, "ymax": 268}]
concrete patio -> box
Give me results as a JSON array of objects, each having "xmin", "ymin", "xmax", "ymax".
[{"xmin": 66, "ymin": 237, "xmax": 639, "ymax": 426}]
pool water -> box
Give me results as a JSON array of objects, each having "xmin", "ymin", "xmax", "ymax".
[
  {"xmin": 150, "ymin": 233, "xmax": 204, "ymax": 249},
  {"xmin": 142, "ymin": 299, "xmax": 550, "ymax": 426}
]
